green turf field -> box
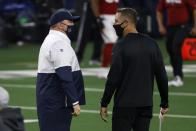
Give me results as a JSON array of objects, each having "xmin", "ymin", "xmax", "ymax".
[{"xmin": 0, "ymin": 40, "xmax": 196, "ymax": 131}]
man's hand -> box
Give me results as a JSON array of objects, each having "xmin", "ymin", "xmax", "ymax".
[
  {"xmin": 159, "ymin": 107, "xmax": 169, "ymax": 119},
  {"xmin": 190, "ymin": 26, "xmax": 196, "ymax": 36},
  {"xmin": 72, "ymin": 104, "xmax": 80, "ymax": 117},
  {"xmin": 100, "ymin": 107, "xmax": 108, "ymax": 122},
  {"xmin": 159, "ymin": 25, "xmax": 167, "ymax": 35}
]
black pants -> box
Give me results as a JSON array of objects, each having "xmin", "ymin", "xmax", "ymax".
[
  {"xmin": 112, "ymin": 107, "xmax": 152, "ymax": 131},
  {"xmin": 166, "ymin": 25, "xmax": 191, "ymax": 78},
  {"xmin": 76, "ymin": 2, "xmax": 103, "ymax": 62}
]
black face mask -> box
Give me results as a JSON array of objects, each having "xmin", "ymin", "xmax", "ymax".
[
  {"xmin": 64, "ymin": 25, "xmax": 74, "ymax": 38},
  {"xmin": 65, "ymin": 25, "xmax": 73, "ymax": 33},
  {"xmin": 113, "ymin": 22, "xmax": 125, "ymax": 38},
  {"xmin": 60, "ymin": 22, "xmax": 73, "ymax": 35}
]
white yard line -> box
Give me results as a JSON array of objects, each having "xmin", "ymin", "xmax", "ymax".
[
  {"xmin": 10, "ymin": 105, "xmax": 196, "ymax": 123},
  {"xmin": 2, "ymin": 83, "xmax": 196, "ymax": 97},
  {"xmin": 24, "ymin": 119, "xmax": 38, "ymax": 124},
  {"xmin": 1, "ymin": 84, "xmax": 35, "ymax": 89},
  {"xmin": 0, "ymin": 65, "xmax": 196, "ymax": 78},
  {"xmin": 23, "ymin": 113, "xmax": 196, "ymax": 124},
  {"xmin": 25, "ymin": 111, "xmax": 196, "ymax": 124}
]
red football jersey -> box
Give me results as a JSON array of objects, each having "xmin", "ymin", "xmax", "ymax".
[
  {"xmin": 99, "ymin": 0, "xmax": 119, "ymax": 15},
  {"xmin": 157, "ymin": 0, "xmax": 196, "ymax": 26}
]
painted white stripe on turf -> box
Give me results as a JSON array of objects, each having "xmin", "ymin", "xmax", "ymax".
[
  {"xmin": 0, "ymin": 65, "xmax": 196, "ymax": 78},
  {"xmin": 10, "ymin": 106, "xmax": 36, "ymax": 110},
  {"xmin": 85, "ymin": 88, "xmax": 104, "ymax": 92},
  {"xmin": 1, "ymin": 84, "xmax": 35, "ymax": 89},
  {"xmin": 24, "ymin": 112, "xmax": 196, "ymax": 124},
  {"xmin": 2, "ymin": 83, "xmax": 196, "ymax": 97},
  {"xmin": 24, "ymin": 119, "xmax": 38, "ymax": 123},
  {"xmin": 154, "ymin": 92, "xmax": 196, "ymax": 97},
  {"xmin": 10, "ymin": 106, "xmax": 196, "ymax": 119}
]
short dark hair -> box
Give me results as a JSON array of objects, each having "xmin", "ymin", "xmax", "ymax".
[{"xmin": 117, "ymin": 8, "xmax": 138, "ymax": 25}]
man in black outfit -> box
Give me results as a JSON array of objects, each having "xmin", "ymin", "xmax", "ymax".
[{"xmin": 100, "ymin": 8, "xmax": 169, "ymax": 131}]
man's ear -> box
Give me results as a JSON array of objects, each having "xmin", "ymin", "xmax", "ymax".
[
  {"xmin": 59, "ymin": 23, "xmax": 64, "ymax": 27},
  {"xmin": 58, "ymin": 23, "xmax": 65, "ymax": 30},
  {"xmin": 122, "ymin": 20, "xmax": 128, "ymax": 28}
]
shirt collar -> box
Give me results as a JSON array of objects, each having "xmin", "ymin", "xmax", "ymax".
[{"xmin": 49, "ymin": 29, "xmax": 70, "ymax": 44}]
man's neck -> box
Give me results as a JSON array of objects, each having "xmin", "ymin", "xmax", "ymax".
[{"xmin": 123, "ymin": 26, "xmax": 138, "ymax": 36}]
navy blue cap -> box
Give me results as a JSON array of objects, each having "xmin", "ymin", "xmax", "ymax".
[{"xmin": 49, "ymin": 8, "xmax": 80, "ymax": 26}]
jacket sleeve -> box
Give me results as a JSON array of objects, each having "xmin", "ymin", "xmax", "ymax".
[
  {"xmin": 101, "ymin": 45, "xmax": 123, "ymax": 107},
  {"xmin": 154, "ymin": 44, "xmax": 169, "ymax": 108},
  {"xmin": 50, "ymin": 42, "xmax": 79, "ymax": 106}
]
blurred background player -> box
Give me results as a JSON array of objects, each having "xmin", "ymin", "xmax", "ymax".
[
  {"xmin": 75, "ymin": 0, "xmax": 103, "ymax": 65},
  {"xmin": 0, "ymin": 86, "xmax": 25, "ymax": 131},
  {"xmin": 119, "ymin": 0, "xmax": 153, "ymax": 34},
  {"xmin": 91, "ymin": 0, "xmax": 119, "ymax": 67},
  {"xmin": 156, "ymin": 0, "xmax": 196, "ymax": 87}
]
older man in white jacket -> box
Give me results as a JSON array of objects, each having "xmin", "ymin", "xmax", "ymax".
[{"xmin": 36, "ymin": 9, "xmax": 86, "ymax": 131}]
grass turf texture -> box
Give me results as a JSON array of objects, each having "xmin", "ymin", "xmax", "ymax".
[{"xmin": 0, "ymin": 39, "xmax": 196, "ymax": 131}]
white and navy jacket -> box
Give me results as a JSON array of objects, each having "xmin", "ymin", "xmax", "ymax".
[{"xmin": 36, "ymin": 30, "xmax": 85, "ymax": 110}]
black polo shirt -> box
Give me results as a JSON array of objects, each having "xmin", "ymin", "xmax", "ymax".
[{"xmin": 101, "ymin": 33, "xmax": 168, "ymax": 108}]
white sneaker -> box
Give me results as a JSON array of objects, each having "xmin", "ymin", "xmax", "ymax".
[{"xmin": 168, "ymin": 76, "xmax": 184, "ymax": 87}]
